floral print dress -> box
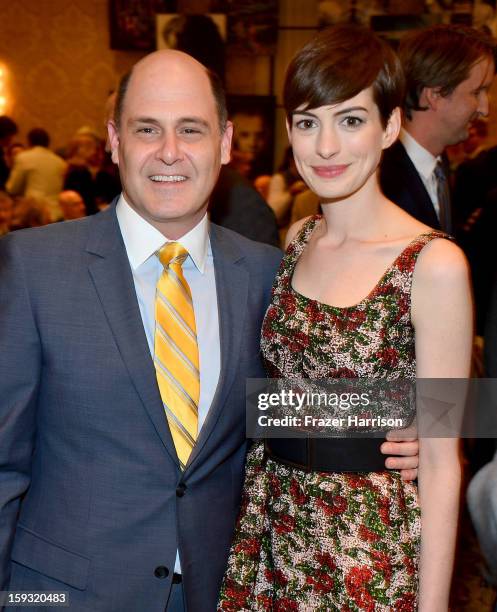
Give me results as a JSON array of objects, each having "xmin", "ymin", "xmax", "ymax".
[{"xmin": 219, "ymin": 217, "xmax": 448, "ymax": 612}]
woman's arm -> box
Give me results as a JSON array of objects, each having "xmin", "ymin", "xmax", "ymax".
[{"xmin": 411, "ymin": 238, "xmax": 473, "ymax": 611}]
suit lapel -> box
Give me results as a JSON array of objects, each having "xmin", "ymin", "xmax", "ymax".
[
  {"xmin": 85, "ymin": 205, "xmax": 179, "ymax": 467},
  {"xmin": 185, "ymin": 224, "xmax": 249, "ymax": 470},
  {"xmin": 397, "ymin": 141, "xmax": 441, "ymax": 229}
]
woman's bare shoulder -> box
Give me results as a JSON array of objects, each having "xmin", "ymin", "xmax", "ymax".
[
  {"xmin": 410, "ymin": 237, "xmax": 471, "ymax": 330},
  {"xmin": 284, "ymin": 215, "xmax": 314, "ymax": 249},
  {"xmin": 414, "ymin": 236, "xmax": 469, "ymax": 284}
]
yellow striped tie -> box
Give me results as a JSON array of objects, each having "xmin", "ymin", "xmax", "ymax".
[{"xmin": 154, "ymin": 242, "xmax": 199, "ymax": 469}]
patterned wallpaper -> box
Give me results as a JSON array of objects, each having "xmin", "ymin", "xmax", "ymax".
[{"xmin": 0, "ymin": 0, "xmax": 145, "ymax": 150}]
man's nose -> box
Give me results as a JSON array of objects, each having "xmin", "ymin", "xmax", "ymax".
[
  {"xmin": 478, "ymin": 91, "xmax": 490, "ymax": 117},
  {"xmin": 156, "ymin": 132, "xmax": 182, "ymax": 164}
]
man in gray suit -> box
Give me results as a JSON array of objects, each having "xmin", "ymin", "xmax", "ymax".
[{"xmin": 0, "ymin": 50, "xmax": 418, "ymax": 612}]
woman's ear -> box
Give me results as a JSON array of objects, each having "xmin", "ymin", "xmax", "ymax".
[
  {"xmin": 382, "ymin": 106, "xmax": 401, "ymax": 150},
  {"xmin": 286, "ymin": 117, "xmax": 292, "ymax": 144}
]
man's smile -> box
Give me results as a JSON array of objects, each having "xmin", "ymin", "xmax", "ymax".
[{"xmin": 149, "ymin": 174, "xmax": 187, "ymax": 183}]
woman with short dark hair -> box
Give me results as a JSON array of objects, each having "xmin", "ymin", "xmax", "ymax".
[{"xmin": 219, "ymin": 24, "xmax": 471, "ymax": 611}]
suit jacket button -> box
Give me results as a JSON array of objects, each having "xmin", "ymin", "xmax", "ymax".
[
  {"xmin": 176, "ymin": 483, "xmax": 186, "ymax": 497},
  {"xmin": 154, "ymin": 566, "xmax": 169, "ymax": 579}
]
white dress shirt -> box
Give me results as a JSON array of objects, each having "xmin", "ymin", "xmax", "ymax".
[
  {"xmin": 116, "ymin": 195, "xmax": 220, "ymax": 429},
  {"xmin": 116, "ymin": 195, "xmax": 221, "ymax": 573},
  {"xmin": 399, "ymin": 128, "xmax": 442, "ymax": 219}
]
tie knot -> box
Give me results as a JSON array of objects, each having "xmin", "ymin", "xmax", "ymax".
[
  {"xmin": 434, "ymin": 161, "xmax": 447, "ymax": 184},
  {"xmin": 158, "ymin": 242, "xmax": 189, "ymax": 269}
]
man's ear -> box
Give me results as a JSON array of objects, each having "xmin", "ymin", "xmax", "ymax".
[
  {"xmin": 421, "ymin": 86, "xmax": 442, "ymax": 111},
  {"xmin": 220, "ymin": 120, "xmax": 233, "ymax": 165},
  {"xmin": 107, "ymin": 120, "xmax": 120, "ymax": 165},
  {"xmin": 382, "ymin": 106, "xmax": 401, "ymax": 150}
]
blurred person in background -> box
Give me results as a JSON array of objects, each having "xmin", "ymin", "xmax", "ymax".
[
  {"xmin": 266, "ymin": 146, "xmax": 307, "ymax": 234},
  {"xmin": 0, "ymin": 191, "xmax": 13, "ymax": 236},
  {"xmin": 230, "ymin": 109, "xmax": 272, "ymax": 180},
  {"xmin": 453, "ymin": 124, "xmax": 497, "ymax": 232},
  {"xmin": 59, "ymin": 190, "xmax": 87, "ymax": 221},
  {"xmin": 9, "ymin": 196, "xmax": 48, "ymax": 231},
  {"xmin": 162, "ymin": 13, "xmax": 226, "ymax": 84},
  {"xmin": 467, "ymin": 277, "xmax": 497, "ymax": 592},
  {"xmin": 380, "ymin": 24, "xmax": 495, "ymax": 234},
  {"xmin": 5, "ymin": 142, "xmax": 26, "ymax": 169},
  {"xmin": 209, "ymin": 165, "xmax": 279, "ymax": 247},
  {"xmin": 64, "ymin": 130, "xmax": 120, "ymax": 215},
  {"xmin": 6, "ymin": 127, "xmax": 66, "ymax": 222},
  {"xmin": 290, "ymin": 187, "xmax": 320, "ymax": 225},
  {"xmin": 0, "ymin": 116, "xmax": 18, "ymax": 190}
]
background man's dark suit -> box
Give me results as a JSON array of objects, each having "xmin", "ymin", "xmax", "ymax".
[
  {"xmin": 453, "ymin": 145, "xmax": 497, "ymax": 230},
  {"xmin": 0, "ymin": 203, "xmax": 281, "ymax": 611},
  {"xmin": 380, "ymin": 140, "xmax": 442, "ymax": 229},
  {"xmin": 210, "ymin": 165, "xmax": 279, "ymax": 247}
]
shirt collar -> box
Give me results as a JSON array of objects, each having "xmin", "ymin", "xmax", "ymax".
[
  {"xmin": 116, "ymin": 195, "xmax": 209, "ymax": 273},
  {"xmin": 399, "ymin": 128, "xmax": 440, "ymax": 180}
]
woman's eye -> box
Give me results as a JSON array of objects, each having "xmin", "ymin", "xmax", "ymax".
[
  {"xmin": 295, "ymin": 119, "xmax": 316, "ymax": 130},
  {"xmin": 341, "ymin": 116, "xmax": 363, "ymax": 129}
]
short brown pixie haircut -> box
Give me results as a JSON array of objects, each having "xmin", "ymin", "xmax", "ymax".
[
  {"xmin": 283, "ymin": 24, "xmax": 405, "ymax": 128},
  {"xmin": 399, "ymin": 24, "xmax": 496, "ymax": 120}
]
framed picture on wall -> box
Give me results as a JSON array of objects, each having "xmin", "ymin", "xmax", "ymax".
[
  {"xmin": 109, "ymin": 0, "xmax": 159, "ymax": 50},
  {"xmin": 156, "ymin": 13, "xmax": 227, "ymax": 49},
  {"xmin": 109, "ymin": 1, "xmax": 231, "ymax": 50},
  {"xmin": 155, "ymin": 13, "xmax": 227, "ymax": 80},
  {"xmin": 227, "ymin": 94, "xmax": 276, "ymax": 180},
  {"xmin": 227, "ymin": 0, "xmax": 278, "ymax": 55}
]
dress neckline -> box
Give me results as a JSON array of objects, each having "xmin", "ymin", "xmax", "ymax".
[{"xmin": 288, "ymin": 215, "xmax": 442, "ymax": 311}]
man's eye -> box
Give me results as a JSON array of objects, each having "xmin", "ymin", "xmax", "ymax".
[
  {"xmin": 137, "ymin": 127, "xmax": 156, "ymax": 134},
  {"xmin": 182, "ymin": 128, "xmax": 201, "ymax": 135},
  {"xmin": 295, "ymin": 119, "xmax": 316, "ymax": 130},
  {"xmin": 341, "ymin": 116, "xmax": 363, "ymax": 129}
]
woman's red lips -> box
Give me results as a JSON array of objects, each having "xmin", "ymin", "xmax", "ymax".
[{"xmin": 312, "ymin": 164, "xmax": 349, "ymax": 178}]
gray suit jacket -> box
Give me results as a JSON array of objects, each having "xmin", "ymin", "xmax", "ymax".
[{"xmin": 0, "ymin": 202, "xmax": 282, "ymax": 611}]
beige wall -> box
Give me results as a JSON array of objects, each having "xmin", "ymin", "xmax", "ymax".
[{"xmin": 0, "ymin": 0, "xmax": 145, "ymax": 150}]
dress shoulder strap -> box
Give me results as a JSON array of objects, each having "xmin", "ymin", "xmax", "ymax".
[
  {"xmin": 270, "ymin": 215, "xmax": 321, "ymax": 297},
  {"xmin": 391, "ymin": 230, "xmax": 453, "ymax": 276},
  {"xmin": 286, "ymin": 215, "xmax": 321, "ymax": 259}
]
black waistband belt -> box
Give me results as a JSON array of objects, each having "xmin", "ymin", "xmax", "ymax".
[{"xmin": 264, "ymin": 437, "xmax": 387, "ymax": 473}]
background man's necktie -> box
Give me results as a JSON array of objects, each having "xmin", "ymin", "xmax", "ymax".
[
  {"xmin": 434, "ymin": 160, "xmax": 452, "ymax": 234},
  {"xmin": 154, "ymin": 242, "xmax": 199, "ymax": 469}
]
